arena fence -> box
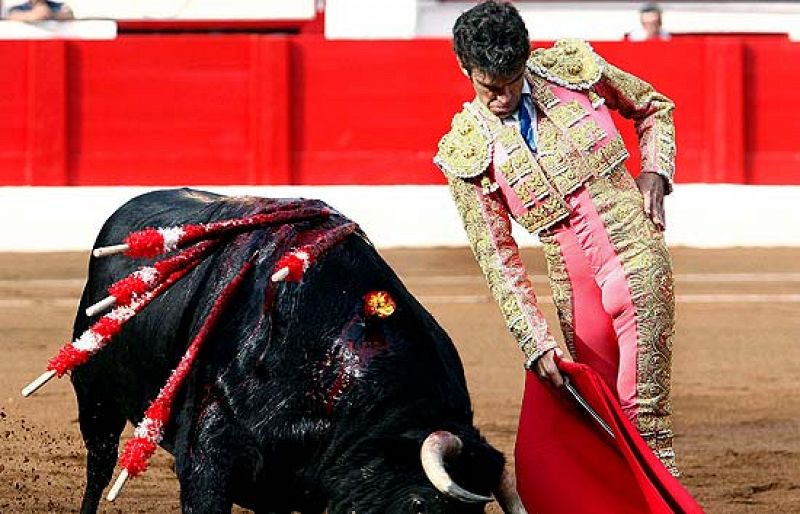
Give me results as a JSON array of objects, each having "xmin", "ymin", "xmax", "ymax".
[{"xmin": 1, "ymin": 35, "xmax": 798, "ymax": 187}]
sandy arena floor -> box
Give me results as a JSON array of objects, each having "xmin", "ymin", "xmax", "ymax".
[{"xmin": 1, "ymin": 248, "xmax": 799, "ymax": 513}]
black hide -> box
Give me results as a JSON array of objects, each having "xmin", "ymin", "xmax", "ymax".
[{"xmin": 71, "ymin": 188, "xmax": 504, "ymax": 514}]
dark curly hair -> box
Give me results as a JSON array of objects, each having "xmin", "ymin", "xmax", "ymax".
[{"xmin": 452, "ymin": 0, "xmax": 530, "ymax": 78}]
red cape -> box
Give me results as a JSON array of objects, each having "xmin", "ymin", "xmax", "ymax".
[{"xmin": 515, "ymin": 359, "xmax": 705, "ymax": 514}]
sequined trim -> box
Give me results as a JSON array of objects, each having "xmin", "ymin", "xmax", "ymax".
[
  {"xmin": 585, "ymin": 166, "xmax": 677, "ymax": 473},
  {"xmin": 466, "ymin": 102, "xmax": 571, "ymax": 235},
  {"xmin": 537, "ymin": 118, "xmax": 592, "ymax": 197},
  {"xmin": 529, "ymin": 74, "xmax": 561, "ymax": 109},
  {"xmin": 586, "ymin": 135, "xmax": 630, "ymax": 177},
  {"xmin": 547, "ymin": 100, "xmax": 589, "ymax": 128},
  {"xmin": 446, "ymin": 176, "xmax": 558, "ymax": 364},
  {"xmin": 540, "ymin": 231, "xmax": 577, "ymax": 358},
  {"xmin": 434, "ymin": 106, "xmax": 493, "ymax": 179},
  {"xmin": 569, "ymin": 120, "xmax": 608, "ymax": 152},
  {"xmin": 596, "ymin": 61, "xmax": 676, "ymax": 189},
  {"xmin": 497, "ymin": 126, "xmax": 551, "ymax": 202},
  {"xmin": 528, "ymin": 39, "xmax": 604, "ymax": 91},
  {"xmin": 515, "ymin": 194, "xmax": 570, "ymax": 234}
]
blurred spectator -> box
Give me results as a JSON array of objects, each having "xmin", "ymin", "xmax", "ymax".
[
  {"xmin": 6, "ymin": 0, "xmax": 73, "ymax": 21},
  {"xmin": 628, "ymin": 3, "xmax": 670, "ymax": 41}
]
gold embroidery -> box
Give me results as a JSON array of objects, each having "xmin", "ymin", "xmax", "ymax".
[
  {"xmin": 586, "ymin": 134, "xmax": 630, "ymax": 177},
  {"xmin": 434, "ymin": 109, "xmax": 492, "ymax": 179},
  {"xmin": 570, "ymin": 120, "xmax": 607, "ymax": 152},
  {"xmin": 512, "ymin": 181, "xmax": 535, "ymax": 206},
  {"xmin": 535, "ymin": 117, "xmax": 596, "ymax": 197},
  {"xmin": 498, "ymin": 125, "xmax": 523, "ymax": 154},
  {"xmin": 588, "ymin": 90, "xmax": 605, "ymax": 109},
  {"xmin": 540, "ymin": 231, "xmax": 576, "ymax": 358},
  {"xmin": 585, "ymin": 166, "xmax": 677, "ymax": 474},
  {"xmin": 548, "ymin": 100, "xmax": 589, "ymax": 128},
  {"xmin": 515, "ymin": 194, "xmax": 570, "ymax": 234},
  {"xmin": 549, "ymin": 167, "xmax": 585, "ymax": 197},
  {"xmin": 495, "ymin": 125, "xmax": 551, "ymax": 201},
  {"xmin": 480, "ymin": 176, "xmax": 499, "ymax": 195},
  {"xmin": 528, "ymin": 39, "xmax": 604, "ymax": 91},
  {"xmin": 529, "ymin": 74, "xmax": 561, "ymax": 109},
  {"xmin": 597, "ymin": 60, "xmax": 676, "ymax": 187},
  {"xmin": 446, "ymin": 176, "xmax": 559, "ymax": 363},
  {"xmin": 497, "ymin": 159, "xmax": 522, "ymax": 184}
]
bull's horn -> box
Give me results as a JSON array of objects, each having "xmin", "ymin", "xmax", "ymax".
[
  {"xmin": 93, "ymin": 244, "xmax": 129, "ymax": 258},
  {"xmin": 420, "ymin": 431, "xmax": 493, "ymax": 504},
  {"xmin": 493, "ymin": 466, "xmax": 528, "ymax": 514}
]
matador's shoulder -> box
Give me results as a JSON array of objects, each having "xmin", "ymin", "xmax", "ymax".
[
  {"xmin": 434, "ymin": 104, "xmax": 492, "ymax": 179},
  {"xmin": 527, "ymin": 38, "xmax": 606, "ymax": 91}
]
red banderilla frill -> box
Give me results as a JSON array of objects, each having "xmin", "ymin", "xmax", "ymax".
[
  {"xmin": 21, "ymin": 264, "xmax": 198, "ymax": 398},
  {"xmin": 22, "ymin": 205, "xmax": 364, "ymax": 503},
  {"xmin": 271, "ymin": 222, "xmax": 359, "ymax": 282},
  {"xmin": 93, "ymin": 206, "xmax": 331, "ymax": 259},
  {"xmin": 107, "ymin": 254, "xmax": 256, "ymax": 501},
  {"xmin": 85, "ymin": 240, "xmax": 219, "ymax": 317}
]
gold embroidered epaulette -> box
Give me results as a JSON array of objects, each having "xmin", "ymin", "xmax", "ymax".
[
  {"xmin": 434, "ymin": 108, "xmax": 492, "ymax": 179},
  {"xmin": 528, "ymin": 39, "xmax": 604, "ymax": 91}
]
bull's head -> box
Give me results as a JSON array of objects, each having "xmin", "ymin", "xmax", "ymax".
[
  {"xmin": 324, "ymin": 430, "xmax": 526, "ymax": 514},
  {"xmin": 420, "ymin": 431, "xmax": 526, "ymax": 514}
]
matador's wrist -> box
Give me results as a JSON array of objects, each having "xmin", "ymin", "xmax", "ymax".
[
  {"xmin": 640, "ymin": 170, "xmax": 673, "ymax": 194},
  {"xmin": 524, "ymin": 344, "xmax": 559, "ymax": 370}
]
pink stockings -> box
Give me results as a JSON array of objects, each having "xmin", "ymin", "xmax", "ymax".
[{"xmin": 540, "ymin": 170, "xmax": 678, "ymax": 474}]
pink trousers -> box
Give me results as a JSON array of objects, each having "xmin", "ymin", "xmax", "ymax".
[{"xmin": 540, "ymin": 170, "xmax": 677, "ymax": 473}]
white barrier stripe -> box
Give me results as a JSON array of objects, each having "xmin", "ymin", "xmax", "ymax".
[{"xmin": 2, "ymin": 185, "xmax": 800, "ymax": 250}]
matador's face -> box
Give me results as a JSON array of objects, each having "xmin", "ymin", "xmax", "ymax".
[{"xmin": 466, "ymin": 67, "xmax": 526, "ymax": 119}]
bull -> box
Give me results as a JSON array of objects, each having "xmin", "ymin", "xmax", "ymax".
[{"xmin": 69, "ymin": 188, "xmax": 524, "ymax": 513}]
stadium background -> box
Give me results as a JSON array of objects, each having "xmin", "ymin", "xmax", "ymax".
[{"xmin": 1, "ymin": 1, "xmax": 799, "ymax": 513}]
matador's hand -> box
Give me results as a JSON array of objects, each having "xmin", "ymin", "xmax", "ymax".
[
  {"xmin": 535, "ymin": 347, "xmax": 571, "ymax": 388},
  {"xmin": 635, "ymin": 172, "xmax": 667, "ymax": 231}
]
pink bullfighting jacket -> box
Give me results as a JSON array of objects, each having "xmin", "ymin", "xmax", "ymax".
[{"xmin": 434, "ymin": 39, "xmax": 676, "ymax": 367}]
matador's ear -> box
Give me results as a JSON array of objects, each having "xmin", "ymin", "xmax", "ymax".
[{"xmin": 455, "ymin": 56, "xmax": 470, "ymax": 77}]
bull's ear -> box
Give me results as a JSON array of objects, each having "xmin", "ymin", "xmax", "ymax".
[{"xmin": 450, "ymin": 437, "xmax": 506, "ymax": 493}]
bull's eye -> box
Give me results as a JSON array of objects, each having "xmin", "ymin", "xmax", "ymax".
[{"xmin": 410, "ymin": 497, "xmax": 428, "ymax": 513}]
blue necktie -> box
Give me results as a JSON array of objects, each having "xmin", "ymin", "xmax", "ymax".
[{"xmin": 518, "ymin": 93, "xmax": 536, "ymax": 153}]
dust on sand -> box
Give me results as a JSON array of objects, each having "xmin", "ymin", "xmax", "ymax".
[{"xmin": 2, "ymin": 249, "xmax": 799, "ymax": 513}]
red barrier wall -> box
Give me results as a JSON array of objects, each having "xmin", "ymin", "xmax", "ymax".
[{"xmin": 0, "ymin": 35, "xmax": 798, "ymax": 186}]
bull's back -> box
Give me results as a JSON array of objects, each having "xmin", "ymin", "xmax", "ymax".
[
  {"xmin": 71, "ymin": 188, "xmax": 329, "ymax": 421},
  {"xmin": 71, "ymin": 188, "xmax": 472, "ymax": 441}
]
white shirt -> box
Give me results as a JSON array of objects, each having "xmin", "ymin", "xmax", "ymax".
[{"xmin": 501, "ymin": 80, "xmax": 537, "ymax": 151}]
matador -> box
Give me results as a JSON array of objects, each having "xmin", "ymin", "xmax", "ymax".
[{"xmin": 435, "ymin": 1, "xmax": 678, "ymax": 474}]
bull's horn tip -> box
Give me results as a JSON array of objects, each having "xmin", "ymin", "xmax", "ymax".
[
  {"xmin": 106, "ymin": 469, "xmax": 129, "ymax": 502},
  {"xmin": 21, "ymin": 370, "xmax": 57, "ymax": 397},
  {"xmin": 271, "ymin": 267, "xmax": 290, "ymax": 282}
]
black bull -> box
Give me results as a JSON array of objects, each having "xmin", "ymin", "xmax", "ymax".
[{"xmin": 70, "ymin": 189, "xmax": 524, "ymax": 513}]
